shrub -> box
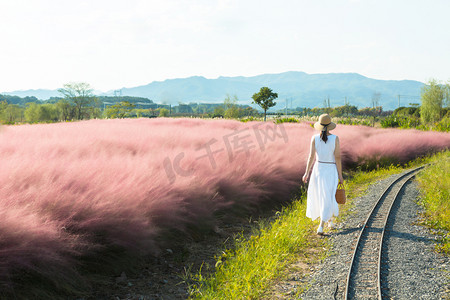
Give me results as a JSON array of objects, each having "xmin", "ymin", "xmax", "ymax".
[{"xmin": 274, "ymin": 117, "xmax": 299, "ymax": 124}]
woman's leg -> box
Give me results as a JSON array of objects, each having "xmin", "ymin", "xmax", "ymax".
[
  {"xmin": 317, "ymin": 219, "xmax": 325, "ymax": 235},
  {"xmin": 328, "ymin": 217, "xmax": 335, "ymax": 229}
]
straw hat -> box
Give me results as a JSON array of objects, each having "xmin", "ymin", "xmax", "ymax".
[{"xmin": 314, "ymin": 114, "xmax": 336, "ymax": 131}]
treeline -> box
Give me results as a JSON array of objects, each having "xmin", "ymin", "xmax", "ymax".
[
  {"xmin": 0, "ymin": 98, "xmax": 259, "ymax": 124},
  {"xmin": 1, "ymin": 79, "xmax": 448, "ymax": 131},
  {"xmin": 379, "ymin": 80, "xmax": 449, "ymax": 131},
  {"xmin": 0, "ymin": 86, "xmax": 258, "ymax": 124},
  {"xmin": 282, "ymin": 105, "xmax": 390, "ymax": 117},
  {"xmin": 273, "ymin": 79, "xmax": 450, "ymax": 131}
]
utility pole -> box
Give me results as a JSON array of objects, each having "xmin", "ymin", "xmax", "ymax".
[
  {"xmin": 114, "ymin": 90, "xmax": 122, "ymax": 97},
  {"xmin": 397, "ymin": 95, "xmax": 420, "ymax": 109},
  {"xmin": 285, "ymin": 99, "xmax": 288, "ymax": 116}
]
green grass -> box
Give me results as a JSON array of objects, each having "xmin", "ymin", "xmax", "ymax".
[
  {"xmin": 187, "ymin": 154, "xmax": 440, "ymax": 299},
  {"xmin": 188, "ymin": 198, "xmax": 325, "ymax": 299},
  {"xmin": 416, "ymin": 150, "xmax": 450, "ymax": 254}
]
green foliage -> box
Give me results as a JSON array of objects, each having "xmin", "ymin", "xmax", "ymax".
[
  {"xmin": 212, "ymin": 106, "xmax": 225, "ymax": 118},
  {"xmin": 24, "ymin": 103, "xmax": 56, "ymax": 123},
  {"xmin": 105, "ymin": 101, "xmax": 136, "ymax": 119},
  {"xmin": 337, "ymin": 117, "xmax": 372, "ymax": 127},
  {"xmin": 240, "ymin": 116, "xmax": 260, "ymax": 122},
  {"xmin": 55, "ymin": 99, "xmax": 74, "ymax": 121},
  {"xmin": 420, "ymin": 79, "xmax": 445, "ymax": 124},
  {"xmin": 274, "ymin": 117, "xmax": 299, "ymax": 124},
  {"xmin": 433, "ymin": 114, "xmax": 450, "ymax": 132},
  {"xmin": 380, "ymin": 115, "xmax": 421, "ymax": 129},
  {"xmin": 379, "ymin": 102, "xmax": 448, "ymax": 131},
  {"xmin": 58, "ymin": 82, "xmax": 96, "ymax": 120},
  {"xmin": 159, "ymin": 108, "xmax": 169, "ymax": 117},
  {"xmin": 393, "ymin": 106, "xmax": 420, "ymax": 117},
  {"xmin": 0, "ymin": 94, "xmax": 41, "ymax": 106},
  {"xmin": 357, "ymin": 106, "xmax": 383, "ymax": 117},
  {"xmin": 330, "ymin": 104, "xmax": 358, "ymax": 117},
  {"xmin": 189, "ymin": 198, "xmax": 324, "ymax": 299},
  {"xmin": 251, "ymin": 87, "xmax": 278, "ymax": 121},
  {"xmin": 0, "ymin": 100, "xmax": 7, "ymax": 123},
  {"xmin": 416, "ymin": 151, "xmax": 450, "ymax": 254},
  {"xmin": 0, "ymin": 102, "xmax": 24, "ymax": 124},
  {"xmin": 223, "ymin": 94, "xmax": 241, "ymax": 119}
]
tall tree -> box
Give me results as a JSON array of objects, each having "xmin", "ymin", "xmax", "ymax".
[
  {"xmin": 224, "ymin": 94, "xmax": 240, "ymax": 119},
  {"xmin": 56, "ymin": 99, "xmax": 74, "ymax": 121},
  {"xmin": 58, "ymin": 82, "xmax": 95, "ymax": 120},
  {"xmin": 251, "ymin": 87, "xmax": 278, "ymax": 121},
  {"xmin": 420, "ymin": 79, "xmax": 444, "ymax": 124},
  {"xmin": 1, "ymin": 103, "xmax": 23, "ymax": 124}
]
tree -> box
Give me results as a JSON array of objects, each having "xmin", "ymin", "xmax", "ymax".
[
  {"xmin": 420, "ymin": 79, "xmax": 445, "ymax": 124},
  {"xmin": 330, "ymin": 104, "xmax": 358, "ymax": 117},
  {"xmin": 56, "ymin": 99, "xmax": 74, "ymax": 121},
  {"xmin": 159, "ymin": 108, "xmax": 169, "ymax": 117},
  {"xmin": 1, "ymin": 103, "xmax": 23, "ymax": 124},
  {"xmin": 212, "ymin": 106, "xmax": 225, "ymax": 118},
  {"xmin": 24, "ymin": 103, "xmax": 41, "ymax": 123},
  {"xmin": 105, "ymin": 101, "xmax": 136, "ymax": 119},
  {"xmin": 251, "ymin": 87, "xmax": 278, "ymax": 121},
  {"xmin": 224, "ymin": 94, "xmax": 240, "ymax": 119},
  {"xmin": 86, "ymin": 97, "xmax": 102, "ymax": 119},
  {"xmin": 58, "ymin": 82, "xmax": 96, "ymax": 120},
  {"xmin": 0, "ymin": 100, "xmax": 7, "ymax": 123},
  {"xmin": 24, "ymin": 103, "xmax": 58, "ymax": 123}
]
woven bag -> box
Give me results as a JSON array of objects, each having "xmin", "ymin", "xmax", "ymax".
[{"xmin": 335, "ymin": 182, "xmax": 346, "ymax": 204}]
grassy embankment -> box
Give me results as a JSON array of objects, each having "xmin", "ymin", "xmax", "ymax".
[
  {"xmin": 416, "ymin": 151, "xmax": 450, "ymax": 254},
  {"xmin": 188, "ymin": 153, "xmax": 445, "ymax": 299}
]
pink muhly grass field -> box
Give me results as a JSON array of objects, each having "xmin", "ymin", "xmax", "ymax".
[{"xmin": 0, "ymin": 118, "xmax": 448, "ymax": 295}]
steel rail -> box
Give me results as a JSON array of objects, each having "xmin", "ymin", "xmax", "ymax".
[
  {"xmin": 344, "ymin": 166, "xmax": 424, "ymax": 300},
  {"xmin": 376, "ymin": 167, "xmax": 423, "ymax": 298}
]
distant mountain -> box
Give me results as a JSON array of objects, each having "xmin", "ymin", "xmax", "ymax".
[
  {"xmin": 2, "ymin": 71, "xmax": 424, "ymax": 109},
  {"xmin": 2, "ymin": 89, "xmax": 60, "ymax": 100},
  {"xmin": 115, "ymin": 71, "xmax": 424, "ymax": 110}
]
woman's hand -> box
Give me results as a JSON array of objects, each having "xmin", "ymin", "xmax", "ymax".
[
  {"xmin": 339, "ymin": 174, "xmax": 344, "ymax": 183},
  {"xmin": 302, "ymin": 173, "xmax": 310, "ymax": 183}
]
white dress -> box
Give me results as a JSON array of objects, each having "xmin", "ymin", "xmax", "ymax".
[{"xmin": 306, "ymin": 134, "xmax": 339, "ymax": 222}]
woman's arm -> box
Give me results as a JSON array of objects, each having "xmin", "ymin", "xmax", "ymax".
[
  {"xmin": 334, "ymin": 136, "xmax": 344, "ymax": 183},
  {"xmin": 302, "ymin": 136, "xmax": 316, "ymax": 183}
]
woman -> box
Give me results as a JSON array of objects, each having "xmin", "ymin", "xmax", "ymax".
[{"xmin": 302, "ymin": 114, "xmax": 344, "ymax": 235}]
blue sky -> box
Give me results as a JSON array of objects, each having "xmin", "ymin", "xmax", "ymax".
[{"xmin": 1, "ymin": 0, "xmax": 449, "ymax": 92}]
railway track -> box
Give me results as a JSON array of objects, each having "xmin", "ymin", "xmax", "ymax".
[{"xmin": 344, "ymin": 166, "xmax": 424, "ymax": 300}]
